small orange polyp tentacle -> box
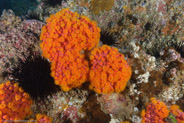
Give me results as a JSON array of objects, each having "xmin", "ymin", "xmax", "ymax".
[{"xmin": 15, "ymin": 94, "xmax": 21, "ymax": 101}]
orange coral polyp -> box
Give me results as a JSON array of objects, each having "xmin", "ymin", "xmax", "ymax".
[{"xmin": 89, "ymin": 45, "xmax": 132, "ymax": 93}]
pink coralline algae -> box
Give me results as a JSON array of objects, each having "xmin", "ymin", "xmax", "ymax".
[
  {"xmin": 0, "ymin": 19, "xmax": 44, "ymax": 79},
  {"xmin": 0, "ymin": 10, "xmax": 21, "ymax": 32},
  {"xmin": 61, "ymin": 106, "xmax": 79, "ymax": 122},
  {"xmin": 20, "ymin": 20, "xmax": 44, "ymax": 35},
  {"xmin": 97, "ymin": 93, "xmax": 134, "ymax": 119}
]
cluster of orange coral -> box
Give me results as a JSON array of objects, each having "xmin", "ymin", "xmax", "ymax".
[
  {"xmin": 0, "ymin": 81, "xmax": 32, "ymax": 122},
  {"xmin": 141, "ymin": 97, "xmax": 169, "ymax": 123},
  {"xmin": 51, "ymin": 51, "xmax": 89, "ymax": 91},
  {"xmin": 89, "ymin": 45, "xmax": 132, "ymax": 93},
  {"xmin": 40, "ymin": 8, "xmax": 100, "ymax": 91},
  {"xmin": 170, "ymin": 105, "xmax": 184, "ymax": 123},
  {"xmin": 40, "ymin": 8, "xmax": 100, "ymax": 62},
  {"xmin": 40, "ymin": 8, "xmax": 132, "ymax": 93}
]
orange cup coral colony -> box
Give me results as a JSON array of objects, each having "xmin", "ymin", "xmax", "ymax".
[
  {"xmin": 0, "ymin": 81, "xmax": 32, "ymax": 122},
  {"xmin": 50, "ymin": 51, "xmax": 89, "ymax": 91},
  {"xmin": 89, "ymin": 45, "xmax": 132, "ymax": 93},
  {"xmin": 40, "ymin": 8, "xmax": 100, "ymax": 91},
  {"xmin": 141, "ymin": 97, "xmax": 169, "ymax": 123},
  {"xmin": 40, "ymin": 8, "xmax": 100, "ymax": 62}
]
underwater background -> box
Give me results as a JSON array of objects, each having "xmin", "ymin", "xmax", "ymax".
[
  {"xmin": 0, "ymin": 0, "xmax": 184, "ymax": 123},
  {"xmin": 0, "ymin": 0, "xmax": 38, "ymax": 16},
  {"xmin": 0, "ymin": 0, "xmax": 11, "ymax": 15}
]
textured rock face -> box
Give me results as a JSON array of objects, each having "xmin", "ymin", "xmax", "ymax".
[
  {"xmin": 0, "ymin": 11, "xmax": 44, "ymax": 81},
  {"xmin": 0, "ymin": 0, "xmax": 184, "ymax": 122}
]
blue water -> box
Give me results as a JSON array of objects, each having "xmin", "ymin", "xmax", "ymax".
[
  {"xmin": 0, "ymin": 0, "xmax": 11, "ymax": 15},
  {"xmin": 0, "ymin": 0, "xmax": 38, "ymax": 16}
]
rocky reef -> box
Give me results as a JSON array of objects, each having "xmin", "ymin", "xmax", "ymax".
[{"xmin": 0, "ymin": 0, "xmax": 184, "ymax": 123}]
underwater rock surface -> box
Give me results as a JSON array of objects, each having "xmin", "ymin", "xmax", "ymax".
[{"xmin": 0, "ymin": 0, "xmax": 184, "ymax": 122}]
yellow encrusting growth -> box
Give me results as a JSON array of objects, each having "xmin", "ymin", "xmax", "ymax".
[{"xmin": 90, "ymin": 0, "xmax": 115, "ymax": 15}]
